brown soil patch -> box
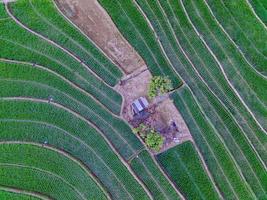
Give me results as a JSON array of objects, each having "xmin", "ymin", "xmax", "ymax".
[
  {"xmin": 115, "ymin": 67, "xmax": 192, "ymax": 154},
  {"xmin": 55, "ymin": 0, "xmax": 144, "ymax": 74}
]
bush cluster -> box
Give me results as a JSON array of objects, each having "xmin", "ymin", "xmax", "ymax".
[
  {"xmin": 133, "ymin": 124, "xmax": 164, "ymax": 152},
  {"xmin": 148, "ymin": 76, "xmax": 173, "ymax": 99}
]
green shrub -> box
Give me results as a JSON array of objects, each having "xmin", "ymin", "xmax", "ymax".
[
  {"xmin": 148, "ymin": 76, "xmax": 173, "ymax": 99},
  {"xmin": 145, "ymin": 130, "xmax": 164, "ymax": 152}
]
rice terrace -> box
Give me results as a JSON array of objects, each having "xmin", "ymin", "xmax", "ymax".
[{"xmin": 0, "ymin": 0, "xmax": 266, "ymax": 199}]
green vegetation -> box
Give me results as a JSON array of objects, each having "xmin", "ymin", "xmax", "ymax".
[
  {"xmin": 157, "ymin": 141, "xmax": 221, "ymax": 200},
  {"xmin": 248, "ymin": 0, "xmax": 267, "ymax": 25},
  {"xmin": 0, "ymin": 8, "xmax": 122, "ymax": 115},
  {"xmin": 131, "ymin": 150, "xmax": 180, "ymax": 200},
  {"xmin": 171, "ymin": 87, "xmax": 257, "ymax": 200},
  {"xmin": 0, "ymin": 143, "xmax": 108, "ymax": 200},
  {"xmin": 145, "ymin": 130, "xmax": 164, "ymax": 152},
  {"xmin": 133, "ymin": 124, "xmax": 164, "ymax": 151},
  {"xmin": 205, "ymin": 0, "xmax": 267, "ymax": 75},
  {"xmin": 10, "ymin": 0, "xmax": 122, "ymax": 86},
  {"xmin": 148, "ymin": 76, "xmax": 173, "ymax": 99},
  {"xmin": 98, "ymin": 0, "xmax": 183, "ymax": 89},
  {"xmin": 0, "ymin": 190, "xmax": 41, "ymax": 200}
]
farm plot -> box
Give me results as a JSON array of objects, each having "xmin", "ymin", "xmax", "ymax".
[
  {"xmin": 0, "ymin": 61, "xmax": 142, "ymax": 159},
  {"xmin": 0, "ymin": 143, "xmax": 108, "ymax": 200},
  {"xmin": 130, "ymin": 150, "xmax": 179, "ymax": 200},
  {"xmin": 204, "ymin": 0, "xmax": 267, "ymax": 76},
  {"xmin": 0, "ymin": 99, "xmax": 150, "ymax": 200},
  {"xmin": 182, "ymin": 0, "xmax": 267, "ymax": 127},
  {"xmin": 171, "ymin": 87, "xmax": 255, "ymax": 200},
  {"xmin": 99, "ymin": 0, "xmax": 267, "ymax": 199},
  {"xmin": 98, "ymin": 0, "xmax": 183, "ymax": 89},
  {"xmin": 248, "ymin": 0, "xmax": 267, "ymax": 25},
  {"xmin": 157, "ymin": 141, "xmax": 221, "ymax": 200},
  {"xmin": 0, "ymin": 1, "xmax": 184, "ymax": 199},
  {"xmin": 9, "ymin": 0, "xmax": 122, "ymax": 86},
  {"xmin": 0, "ymin": 7, "xmax": 122, "ymax": 115}
]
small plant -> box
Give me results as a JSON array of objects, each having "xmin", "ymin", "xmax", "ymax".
[
  {"xmin": 145, "ymin": 130, "xmax": 164, "ymax": 152},
  {"xmin": 132, "ymin": 124, "xmax": 164, "ymax": 152},
  {"xmin": 148, "ymin": 76, "xmax": 173, "ymax": 99}
]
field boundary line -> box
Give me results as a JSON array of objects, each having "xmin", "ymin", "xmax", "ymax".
[
  {"xmin": 28, "ymin": 0, "xmax": 122, "ymax": 81},
  {"xmin": 52, "ymin": 0, "xmax": 125, "ymax": 75},
  {"xmin": 141, "ymin": 0, "xmax": 267, "ymax": 173},
  {"xmin": 0, "ymin": 141, "xmax": 112, "ymax": 200},
  {"xmin": 190, "ymin": 0, "xmax": 267, "ymax": 108},
  {"xmin": 177, "ymin": 88, "xmax": 256, "ymax": 199},
  {"xmin": 159, "ymin": 0, "xmax": 267, "ymax": 157},
  {"xmin": 133, "ymin": 0, "xmax": 184, "ymax": 84},
  {"xmin": 0, "ymin": 36, "xmax": 121, "ymax": 111},
  {"xmin": 0, "ymin": 118, "xmax": 142, "ymax": 199},
  {"xmin": 0, "ymin": 185, "xmax": 52, "ymax": 200},
  {"xmin": 0, "ymin": 58, "xmax": 120, "ymax": 116},
  {"xmin": 180, "ymin": 0, "xmax": 267, "ymax": 141},
  {"xmin": 132, "ymin": 1, "xmax": 264, "ymax": 195},
  {"xmin": 184, "ymin": 86, "xmax": 259, "ymax": 197},
  {"xmin": 202, "ymin": 0, "xmax": 267, "ymax": 79},
  {"xmin": 245, "ymin": 0, "xmax": 267, "ymax": 31},
  {"xmin": 0, "ymin": 163, "xmax": 87, "ymax": 200},
  {"xmin": 192, "ymin": 141, "xmax": 224, "ymax": 199},
  {"xmin": 0, "ymin": 97, "xmax": 153, "ymax": 200},
  {"xmin": 5, "ymin": 3, "xmax": 117, "ymax": 87}
]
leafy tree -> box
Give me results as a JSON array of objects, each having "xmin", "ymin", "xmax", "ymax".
[
  {"xmin": 145, "ymin": 130, "xmax": 164, "ymax": 152},
  {"xmin": 148, "ymin": 76, "xmax": 173, "ymax": 99}
]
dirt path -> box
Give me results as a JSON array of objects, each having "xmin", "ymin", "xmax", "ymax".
[{"xmin": 54, "ymin": 0, "xmax": 145, "ymax": 74}]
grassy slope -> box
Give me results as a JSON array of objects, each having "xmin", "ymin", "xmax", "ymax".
[
  {"xmin": 157, "ymin": 141, "xmax": 220, "ymax": 200},
  {"xmin": 0, "ymin": 143, "xmax": 107, "ymax": 200},
  {"xmin": 10, "ymin": 0, "xmax": 122, "ymax": 86}
]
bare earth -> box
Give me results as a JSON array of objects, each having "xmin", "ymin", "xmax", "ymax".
[
  {"xmin": 55, "ymin": 0, "xmax": 144, "ymax": 74},
  {"xmin": 55, "ymin": 0, "xmax": 192, "ymax": 153}
]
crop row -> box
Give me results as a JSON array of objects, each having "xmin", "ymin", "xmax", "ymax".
[
  {"xmin": 9, "ymin": 0, "xmax": 122, "ymax": 86},
  {"xmin": 155, "ymin": 0, "xmax": 267, "ymax": 163},
  {"xmin": 183, "ymin": 0, "xmax": 267, "ymax": 126},
  {"xmin": 130, "ymin": 150, "xmax": 179, "ymax": 200},
  {"xmin": 248, "ymin": 0, "xmax": 267, "ymax": 25},
  {"xmin": 205, "ymin": 0, "xmax": 267, "ymax": 75},
  {"xmin": 0, "ymin": 61, "xmax": 142, "ymax": 159},
  {"xmin": 0, "ymin": 143, "xmax": 107, "ymax": 200},
  {"xmin": 0, "ymin": 10, "xmax": 121, "ymax": 114},
  {"xmin": 157, "ymin": 141, "xmax": 221, "ymax": 200},
  {"xmin": 131, "ymin": 1, "xmax": 267, "ymax": 197},
  {"xmin": 0, "ymin": 100, "xmax": 150, "ymax": 200},
  {"xmin": 98, "ymin": 0, "xmax": 183, "ymax": 88},
  {"xmin": 171, "ymin": 87, "xmax": 255, "ymax": 200}
]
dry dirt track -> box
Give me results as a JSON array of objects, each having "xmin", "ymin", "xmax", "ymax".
[{"xmin": 55, "ymin": 0, "xmax": 145, "ymax": 74}]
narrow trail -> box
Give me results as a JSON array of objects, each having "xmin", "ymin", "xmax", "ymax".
[
  {"xmin": 0, "ymin": 185, "xmax": 51, "ymax": 200},
  {"xmin": 0, "ymin": 141, "xmax": 112, "ymax": 200}
]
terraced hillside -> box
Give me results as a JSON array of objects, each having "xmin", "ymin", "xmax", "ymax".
[{"xmin": 0, "ymin": 0, "xmax": 266, "ymax": 200}]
